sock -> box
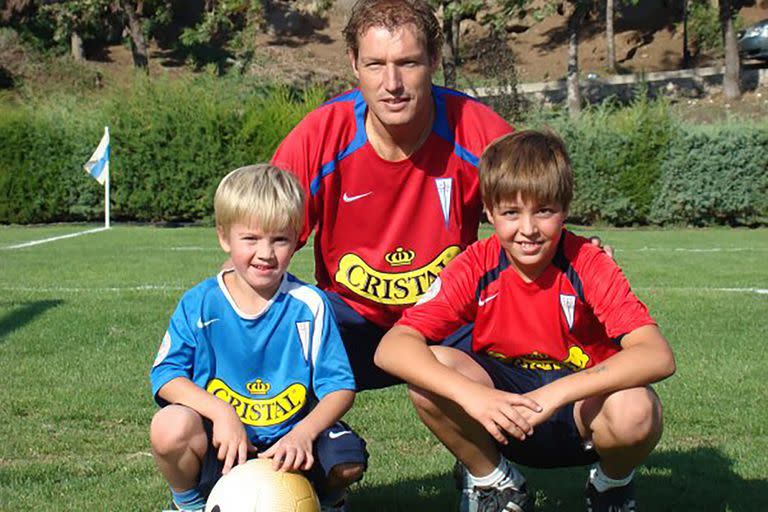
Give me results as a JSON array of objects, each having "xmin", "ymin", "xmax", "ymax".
[
  {"xmin": 468, "ymin": 457, "xmax": 526, "ymax": 490},
  {"xmin": 588, "ymin": 463, "xmax": 635, "ymax": 493},
  {"xmin": 171, "ymin": 486, "xmax": 206, "ymax": 511}
]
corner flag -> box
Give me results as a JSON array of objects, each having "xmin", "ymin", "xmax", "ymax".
[
  {"xmin": 83, "ymin": 127, "xmax": 110, "ymax": 185},
  {"xmin": 83, "ymin": 126, "xmax": 111, "ymax": 228}
]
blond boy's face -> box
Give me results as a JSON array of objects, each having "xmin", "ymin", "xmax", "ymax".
[
  {"xmin": 217, "ymin": 220, "xmax": 298, "ymax": 303},
  {"xmin": 486, "ymin": 192, "xmax": 566, "ymax": 282}
]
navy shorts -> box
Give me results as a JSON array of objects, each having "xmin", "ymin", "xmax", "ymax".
[
  {"xmin": 464, "ymin": 351, "xmax": 599, "ymax": 469},
  {"xmin": 327, "ymin": 291, "xmax": 473, "ymax": 391},
  {"xmin": 197, "ymin": 421, "xmax": 368, "ymax": 501}
]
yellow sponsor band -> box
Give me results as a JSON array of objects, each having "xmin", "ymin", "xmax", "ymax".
[
  {"xmin": 335, "ymin": 246, "xmax": 461, "ymax": 305},
  {"xmin": 206, "ymin": 379, "xmax": 307, "ymax": 427},
  {"xmin": 489, "ymin": 346, "xmax": 590, "ymax": 372}
]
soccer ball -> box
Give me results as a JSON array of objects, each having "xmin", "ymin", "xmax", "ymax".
[{"xmin": 205, "ymin": 459, "xmax": 320, "ymax": 512}]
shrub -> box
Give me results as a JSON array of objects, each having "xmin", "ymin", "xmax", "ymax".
[
  {"xmin": 0, "ymin": 77, "xmax": 324, "ymax": 224},
  {"xmin": 651, "ymin": 123, "xmax": 768, "ymax": 226}
]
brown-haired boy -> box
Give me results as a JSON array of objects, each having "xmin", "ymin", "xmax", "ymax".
[{"xmin": 375, "ymin": 130, "xmax": 675, "ymax": 512}]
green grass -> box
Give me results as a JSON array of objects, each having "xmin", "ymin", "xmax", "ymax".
[{"xmin": 1, "ymin": 225, "xmax": 767, "ymax": 511}]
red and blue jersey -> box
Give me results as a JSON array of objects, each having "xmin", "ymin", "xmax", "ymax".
[
  {"xmin": 273, "ymin": 85, "xmax": 512, "ymax": 329},
  {"xmin": 398, "ymin": 230, "xmax": 656, "ymax": 371}
]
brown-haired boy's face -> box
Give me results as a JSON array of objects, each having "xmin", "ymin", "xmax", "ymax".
[{"xmin": 486, "ymin": 193, "xmax": 566, "ymax": 282}]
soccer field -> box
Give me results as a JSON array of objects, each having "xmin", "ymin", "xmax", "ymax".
[{"xmin": 1, "ymin": 224, "xmax": 766, "ymax": 511}]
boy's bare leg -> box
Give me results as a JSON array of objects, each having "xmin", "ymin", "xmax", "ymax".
[
  {"xmin": 575, "ymin": 386, "xmax": 663, "ymax": 478},
  {"xmin": 407, "ymin": 346, "xmax": 502, "ymax": 477},
  {"xmin": 150, "ymin": 404, "xmax": 209, "ymax": 491}
]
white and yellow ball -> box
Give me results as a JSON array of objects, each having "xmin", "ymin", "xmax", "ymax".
[{"xmin": 205, "ymin": 459, "xmax": 320, "ymax": 512}]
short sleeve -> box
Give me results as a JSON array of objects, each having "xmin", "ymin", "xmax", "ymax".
[{"xmin": 149, "ymin": 297, "xmax": 198, "ymax": 405}]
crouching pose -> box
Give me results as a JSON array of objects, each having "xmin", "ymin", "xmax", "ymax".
[
  {"xmin": 150, "ymin": 165, "xmax": 367, "ymax": 512},
  {"xmin": 375, "ymin": 131, "xmax": 675, "ymax": 512}
]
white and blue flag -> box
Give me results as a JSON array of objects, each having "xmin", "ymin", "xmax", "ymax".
[{"xmin": 83, "ymin": 127, "xmax": 109, "ymax": 185}]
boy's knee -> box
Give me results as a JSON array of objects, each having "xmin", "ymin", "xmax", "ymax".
[
  {"xmin": 600, "ymin": 387, "xmax": 663, "ymax": 447},
  {"xmin": 407, "ymin": 385, "xmax": 442, "ymax": 416},
  {"xmin": 327, "ymin": 462, "xmax": 365, "ymax": 487},
  {"xmin": 150, "ymin": 405, "xmax": 205, "ymax": 455}
]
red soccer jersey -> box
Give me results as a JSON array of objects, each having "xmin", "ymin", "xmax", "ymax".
[
  {"xmin": 273, "ymin": 86, "xmax": 512, "ymax": 329},
  {"xmin": 398, "ymin": 230, "xmax": 656, "ymax": 370}
]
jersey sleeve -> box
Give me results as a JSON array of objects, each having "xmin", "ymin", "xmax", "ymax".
[
  {"xmin": 578, "ymin": 246, "xmax": 656, "ymax": 341},
  {"xmin": 149, "ymin": 296, "xmax": 198, "ymax": 405},
  {"xmin": 271, "ymin": 116, "xmax": 321, "ymax": 249},
  {"xmin": 397, "ymin": 246, "xmax": 479, "ymax": 342},
  {"xmin": 311, "ymin": 294, "xmax": 356, "ymax": 398}
]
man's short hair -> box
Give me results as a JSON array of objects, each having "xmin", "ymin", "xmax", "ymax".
[
  {"xmin": 214, "ymin": 164, "xmax": 305, "ymax": 235},
  {"xmin": 343, "ymin": 0, "xmax": 443, "ymax": 62},
  {"xmin": 480, "ymin": 130, "xmax": 574, "ymax": 212}
]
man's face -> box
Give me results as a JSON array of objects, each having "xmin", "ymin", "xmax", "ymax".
[{"xmin": 350, "ymin": 23, "xmax": 437, "ymax": 132}]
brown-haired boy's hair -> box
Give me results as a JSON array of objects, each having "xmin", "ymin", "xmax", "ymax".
[
  {"xmin": 343, "ymin": 0, "xmax": 443, "ymax": 63},
  {"xmin": 480, "ymin": 130, "xmax": 574, "ymax": 212}
]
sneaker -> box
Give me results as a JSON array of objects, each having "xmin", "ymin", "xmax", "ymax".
[
  {"xmin": 166, "ymin": 501, "xmax": 205, "ymax": 512},
  {"xmin": 454, "ymin": 461, "xmax": 534, "ymax": 512},
  {"xmin": 320, "ymin": 498, "xmax": 348, "ymax": 512},
  {"xmin": 585, "ymin": 481, "xmax": 637, "ymax": 512}
]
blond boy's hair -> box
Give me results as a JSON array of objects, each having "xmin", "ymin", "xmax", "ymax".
[
  {"xmin": 480, "ymin": 130, "xmax": 573, "ymax": 212},
  {"xmin": 214, "ymin": 164, "xmax": 304, "ymax": 235}
]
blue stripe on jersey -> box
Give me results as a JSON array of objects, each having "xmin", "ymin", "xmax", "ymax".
[
  {"xmin": 475, "ymin": 247, "xmax": 510, "ymax": 300},
  {"xmin": 552, "ymin": 232, "xmax": 585, "ymax": 302},
  {"xmin": 432, "ymin": 86, "xmax": 481, "ymax": 168},
  {"xmin": 310, "ymin": 90, "xmax": 369, "ymax": 196}
]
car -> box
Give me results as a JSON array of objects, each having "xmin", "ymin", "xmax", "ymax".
[{"xmin": 738, "ymin": 19, "xmax": 768, "ymax": 62}]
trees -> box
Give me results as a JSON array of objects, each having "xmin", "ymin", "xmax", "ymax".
[{"xmin": 717, "ymin": 0, "xmax": 741, "ymax": 99}]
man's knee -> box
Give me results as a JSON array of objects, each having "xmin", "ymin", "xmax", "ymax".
[
  {"xmin": 150, "ymin": 405, "xmax": 206, "ymax": 456},
  {"xmin": 327, "ymin": 462, "xmax": 365, "ymax": 487}
]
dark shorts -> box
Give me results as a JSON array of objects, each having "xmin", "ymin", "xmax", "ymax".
[
  {"xmin": 327, "ymin": 291, "xmax": 473, "ymax": 391},
  {"xmin": 198, "ymin": 420, "xmax": 368, "ymax": 501},
  {"xmin": 464, "ymin": 351, "xmax": 599, "ymax": 469}
]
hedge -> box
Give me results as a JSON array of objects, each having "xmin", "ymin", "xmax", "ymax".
[
  {"xmin": 1, "ymin": 84, "xmax": 766, "ymax": 226},
  {"xmin": 0, "ymin": 76, "xmax": 324, "ymax": 224}
]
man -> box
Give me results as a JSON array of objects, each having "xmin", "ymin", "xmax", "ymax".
[{"xmin": 272, "ymin": 0, "xmax": 513, "ymax": 391}]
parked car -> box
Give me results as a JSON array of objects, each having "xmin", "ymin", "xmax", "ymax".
[{"xmin": 738, "ymin": 19, "xmax": 768, "ymax": 62}]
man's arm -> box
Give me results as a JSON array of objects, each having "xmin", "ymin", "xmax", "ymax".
[
  {"xmin": 158, "ymin": 377, "xmax": 255, "ymax": 473},
  {"xmin": 517, "ymin": 324, "xmax": 675, "ymax": 427},
  {"xmin": 259, "ymin": 389, "xmax": 355, "ymax": 471},
  {"xmin": 375, "ymin": 325, "xmax": 541, "ymax": 443}
]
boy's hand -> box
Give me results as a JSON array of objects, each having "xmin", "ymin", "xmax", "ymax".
[
  {"xmin": 513, "ymin": 387, "xmax": 562, "ymax": 429},
  {"xmin": 258, "ymin": 425, "xmax": 314, "ymax": 472},
  {"xmin": 458, "ymin": 385, "xmax": 541, "ymax": 444},
  {"xmin": 211, "ymin": 406, "xmax": 257, "ymax": 474}
]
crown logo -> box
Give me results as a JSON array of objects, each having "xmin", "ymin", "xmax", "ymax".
[
  {"xmin": 385, "ymin": 247, "xmax": 415, "ymax": 267},
  {"xmin": 246, "ymin": 378, "xmax": 271, "ymax": 395}
]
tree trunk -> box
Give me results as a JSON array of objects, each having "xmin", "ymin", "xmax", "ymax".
[
  {"xmin": 719, "ymin": 0, "xmax": 741, "ymax": 100},
  {"xmin": 606, "ymin": 0, "xmax": 616, "ymax": 72},
  {"xmin": 442, "ymin": 3, "xmax": 456, "ymax": 87},
  {"xmin": 452, "ymin": 12, "xmax": 460, "ymax": 65},
  {"xmin": 123, "ymin": 1, "xmax": 149, "ymax": 71},
  {"xmin": 71, "ymin": 30, "xmax": 85, "ymax": 61},
  {"xmin": 567, "ymin": 3, "xmax": 585, "ymax": 117}
]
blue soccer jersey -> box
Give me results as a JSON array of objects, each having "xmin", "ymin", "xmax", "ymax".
[{"xmin": 150, "ymin": 271, "xmax": 355, "ymax": 447}]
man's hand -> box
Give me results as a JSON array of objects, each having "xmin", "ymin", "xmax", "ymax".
[
  {"xmin": 258, "ymin": 424, "xmax": 315, "ymax": 472},
  {"xmin": 456, "ymin": 385, "xmax": 542, "ymax": 444},
  {"xmin": 589, "ymin": 236, "xmax": 614, "ymax": 260},
  {"xmin": 211, "ymin": 406, "xmax": 256, "ymax": 474}
]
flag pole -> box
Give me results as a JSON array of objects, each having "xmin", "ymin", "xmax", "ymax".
[{"xmin": 104, "ymin": 126, "xmax": 110, "ymax": 229}]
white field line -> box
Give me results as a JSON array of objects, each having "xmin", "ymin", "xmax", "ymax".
[
  {"xmin": 2, "ymin": 227, "xmax": 109, "ymax": 249},
  {"xmin": 635, "ymin": 287, "xmax": 768, "ymax": 295},
  {"xmin": 1, "ymin": 285, "xmax": 765, "ymax": 295},
  {"xmin": 626, "ymin": 247, "xmax": 767, "ymax": 253},
  {"xmin": 0, "ymin": 285, "xmax": 187, "ymax": 293}
]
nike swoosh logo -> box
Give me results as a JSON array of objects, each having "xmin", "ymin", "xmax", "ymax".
[
  {"xmin": 342, "ymin": 191, "xmax": 372, "ymax": 203},
  {"xmin": 328, "ymin": 430, "xmax": 352, "ymax": 439},
  {"xmin": 196, "ymin": 318, "xmax": 220, "ymax": 329},
  {"xmin": 478, "ymin": 293, "xmax": 499, "ymax": 307}
]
